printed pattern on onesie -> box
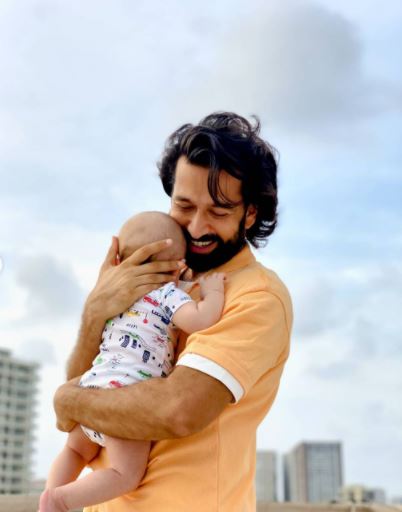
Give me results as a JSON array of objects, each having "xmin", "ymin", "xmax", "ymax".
[{"xmin": 79, "ymin": 281, "xmax": 193, "ymax": 391}]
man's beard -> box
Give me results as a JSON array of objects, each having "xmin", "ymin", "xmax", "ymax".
[{"xmin": 183, "ymin": 215, "xmax": 247, "ymax": 273}]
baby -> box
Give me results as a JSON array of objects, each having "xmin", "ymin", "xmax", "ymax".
[{"xmin": 40, "ymin": 211, "xmax": 225, "ymax": 512}]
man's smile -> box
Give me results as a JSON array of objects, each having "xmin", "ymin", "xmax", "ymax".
[{"xmin": 188, "ymin": 240, "xmax": 218, "ymax": 254}]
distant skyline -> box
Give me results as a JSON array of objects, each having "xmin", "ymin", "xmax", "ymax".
[
  {"xmin": 1, "ymin": 0, "xmax": 401, "ymax": 498},
  {"xmin": 257, "ymin": 445, "xmax": 387, "ymax": 504}
]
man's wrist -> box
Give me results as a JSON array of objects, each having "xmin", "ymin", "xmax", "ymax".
[{"xmin": 84, "ymin": 292, "xmax": 109, "ymax": 325}]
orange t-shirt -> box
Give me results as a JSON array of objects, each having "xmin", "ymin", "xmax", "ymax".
[{"xmin": 85, "ymin": 245, "xmax": 293, "ymax": 512}]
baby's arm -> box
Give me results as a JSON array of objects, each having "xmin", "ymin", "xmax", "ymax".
[{"xmin": 172, "ymin": 273, "xmax": 225, "ymax": 333}]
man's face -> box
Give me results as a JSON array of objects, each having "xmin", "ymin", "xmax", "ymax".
[{"xmin": 169, "ymin": 156, "xmax": 257, "ymax": 272}]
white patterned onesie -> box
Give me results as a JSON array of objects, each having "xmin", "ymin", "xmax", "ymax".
[{"xmin": 79, "ymin": 281, "xmax": 193, "ymax": 446}]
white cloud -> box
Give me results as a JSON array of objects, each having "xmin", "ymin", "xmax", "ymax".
[
  {"xmin": 292, "ymin": 276, "xmax": 336, "ymax": 337},
  {"xmin": 15, "ymin": 338, "xmax": 56, "ymax": 366},
  {"xmin": 168, "ymin": 0, "xmax": 400, "ymax": 142},
  {"xmin": 15, "ymin": 254, "xmax": 83, "ymax": 320},
  {"xmin": 287, "ymin": 261, "xmax": 402, "ymax": 356}
]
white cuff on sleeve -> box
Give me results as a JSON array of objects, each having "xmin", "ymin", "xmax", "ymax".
[{"xmin": 177, "ymin": 353, "xmax": 244, "ymax": 403}]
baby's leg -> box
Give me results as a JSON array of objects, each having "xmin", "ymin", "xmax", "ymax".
[
  {"xmin": 46, "ymin": 424, "xmax": 100, "ymax": 488},
  {"xmin": 42, "ymin": 437, "xmax": 151, "ymax": 511},
  {"xmin": 40, "ymin": 425, "xmax": 101, "ymax": 511}
]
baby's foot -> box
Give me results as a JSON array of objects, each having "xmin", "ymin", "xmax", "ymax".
[{"xmin": 39, "ymin": 489, "xmax": 68, "ymax": 512}]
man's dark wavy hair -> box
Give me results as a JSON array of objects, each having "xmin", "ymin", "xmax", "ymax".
[{"xmin": 158, "ymin": 112, "xmax": 279, "ymax": 247}]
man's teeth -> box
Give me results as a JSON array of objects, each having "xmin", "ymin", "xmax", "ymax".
[{"xmin": 192, "ymin": 241, "xmax": 213, "ymax": 247}]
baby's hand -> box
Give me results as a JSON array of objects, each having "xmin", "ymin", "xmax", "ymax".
[{"xmin": 199, "ymin": 272, "xmax": 226, "ymax": 298}]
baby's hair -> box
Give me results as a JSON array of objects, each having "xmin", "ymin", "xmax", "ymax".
[{"xmin": 119, "ymin": 211, "xmax": 186, "ymax": 262}]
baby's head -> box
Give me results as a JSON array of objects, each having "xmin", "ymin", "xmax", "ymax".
[{"xmin": 118, "ymin": 211, "xmax": 186, "ymax": 262}]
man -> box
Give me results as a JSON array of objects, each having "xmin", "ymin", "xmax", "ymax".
[{"xmin": 54, "ymin": 112, "xmax": 293, "ymax": 511}]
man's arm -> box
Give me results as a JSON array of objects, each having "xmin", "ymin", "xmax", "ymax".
[
  {"xmin": 66, "ymin": 236, "xmax": 185, "ymax": 380},
  {"xmin": 54, "ymin": 366, "xmax": 233, "ymax": 439},
  {"xmin": 66, "ymin": 304, "xmax": 106, "ymax": 380}
]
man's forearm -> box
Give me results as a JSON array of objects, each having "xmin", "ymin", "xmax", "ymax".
[
  {"xmin": 55, "ymin": 375, "xmax": 183, "ymax": 440},
  {"xmin": 66, "ymin": 300, "xmax": 106, "ymax": 380},
  {"xmin": 55, "ymin": 366, "xmax": 232, "ymax": 440}
]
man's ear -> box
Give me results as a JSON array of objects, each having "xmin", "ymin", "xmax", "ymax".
[{"xmin": 244, "ymin": 204, "xmax": 257, "ymax": 230}]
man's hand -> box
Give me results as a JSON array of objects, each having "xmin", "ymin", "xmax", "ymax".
[
  {"xmin": 87, "ymin": 236, "xmax": 186, "ymax": 323},
  {"xmin": 53, "ymin": 377, "xmax": 81, "ymax": 433},
  {"xmin": 66, "ymin": 236, "xmax": 186, "ymax": 380}
]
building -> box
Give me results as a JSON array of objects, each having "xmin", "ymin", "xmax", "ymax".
[
  {"xmin": 0, "ymin": 348, "xmax": 38, "ymax": 494},
  {"xmin": 340, "ymin": 484, "xmax": 386, "ymax": 504},
  {"xmin": 28, "ymin": 478, "xmax": 46, "ymax": 495},
  {"xmin": 256, "ymin": 450, "xmax": 277, "ymax": 502},
  {"xmin": 371, "ymin": 488, "xmax": 386, "ymax": 503},
  {"xmin": 284, "ymin": 442, "xmax": 343, "ymax": 503}
]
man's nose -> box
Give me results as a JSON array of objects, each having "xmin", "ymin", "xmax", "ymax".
[{"xmin": 187, "ymin": 212, "xmax": 209, "ymax": 239}]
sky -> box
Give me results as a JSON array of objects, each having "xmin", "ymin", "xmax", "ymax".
[{"xmin": 1, "ymin": 0, "xmax": 401, "ymax": 501}]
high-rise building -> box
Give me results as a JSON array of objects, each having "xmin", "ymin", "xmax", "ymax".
[
  {"xmin": 340, "ymin": 485, "xmax": 386, "ymax": 504},
  {"xmin": 284, "ymin": 441, "xmax": 343, "ymax": 503},
  {"xmin": 255, "ymin": 450, "xmax": 277, "ymax": 502},
  {"xmin": 0, "ymin": 348, "xmax": 38, "ymax": 494}
]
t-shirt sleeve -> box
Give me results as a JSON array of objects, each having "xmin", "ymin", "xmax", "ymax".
[
  {"xmin": 159, "ymin": 282, "xmax": 194, "ymax": 323},
  {"xmin": 177, "ymin": 353, "xmax": 244, "ymax": 403},
  {"xmin": 177, "ymin": 289, "xmax": 290, "ymax": 399}
]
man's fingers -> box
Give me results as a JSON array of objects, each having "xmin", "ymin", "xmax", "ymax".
[
  {"xmin": 178, "ymin": 265, "xmax": 188, "ymax": 278},
  {"xmin": 134, "ymin": 273, "xmax": 177, "ymax": 286},
  {"xmin": 125, "ymin": 238, "xmax": 173, "ymax": 265},
  {"xmin": 125, "ymin": 259, "xmax": 185, "ymax": 276},
  {"xmin": 101, "ymin": 236, "xmax": 119, "ymax": 270},
  {"xmin": 172, "ymin": 269, "xmax": 179, "ymax": 286},
  {"xmin": 181, "ymin": 267, "xmax": 193, "ymax": 281}
]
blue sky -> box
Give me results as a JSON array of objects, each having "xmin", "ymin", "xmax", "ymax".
[{"xmin": 1, "ymin": 0, "xmax": 401, "ymax": 500}]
